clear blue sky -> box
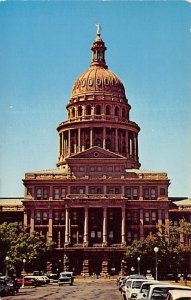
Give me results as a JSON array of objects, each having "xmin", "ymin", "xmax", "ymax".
[{"xmin": 0, "ymin": 1, "xmax": 190, "ymax": 197}]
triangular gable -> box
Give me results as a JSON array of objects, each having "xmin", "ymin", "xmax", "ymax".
[{"xmin": 67, "ymin": 146, "xmax": 126, "ymax": 160}]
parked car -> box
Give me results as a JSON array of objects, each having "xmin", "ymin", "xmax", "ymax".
[
  {"xmin": 147, "ymin": 284, "xmax": 191, "ymax": 300},
  {"xmin": 24, "ymin": 276, "xmax": 43, "ymax": 286},
  {"xmin": 33, "ymin": 271, "xmax": 45, "ymax": 276},
  {"xmin": 16, "ymin": 277, "xmax": 37, "ymax": 287},
  {"xmin": 58, "ymin": 272, "xmax": 74, "ymax": 286},
  {"xmin": 135, "ymin": 281, "xmax": 169, "ymax": 300},
  {"xmin": 0, "ymin": 276, "xmax": 19, "ymax": 296},
  {"xmin": 47, "ymin": 273, "xmax": 59, "ymax": 283},
  {"xmin": 166, "ymin": 289, "xmax": 191, "ymax": 300},
  {"xmin": 122, "ymin": 278, "xmax": 149, "ymax": 300}
]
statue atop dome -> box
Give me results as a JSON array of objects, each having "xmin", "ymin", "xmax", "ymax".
[{"xmin": 96, "ymin": 24, "xmax": 101, "ymax": 35}]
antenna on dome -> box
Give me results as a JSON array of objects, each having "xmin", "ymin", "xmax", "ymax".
[{"xmin": 95, "ymin": 24, "xmax": 101, "ymax": 36}]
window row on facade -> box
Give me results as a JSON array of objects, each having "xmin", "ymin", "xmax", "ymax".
[
  {"xmin": 28, "ymin": 208, "xmax": 166, "ymax": 226},
  {"xmin": 27, "ymin": 186, "xmax": 167, "ymax": 200},
  {"xmin": 68, "ymin": 104, "xmax": 129, "ymax": 121}
]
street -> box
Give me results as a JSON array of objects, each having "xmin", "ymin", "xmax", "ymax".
[{"xmin": 2, "ymin": 279, "xmax": 121, "ymax": 300}]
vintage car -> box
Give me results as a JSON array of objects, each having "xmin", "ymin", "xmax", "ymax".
[{"xmin": 58, "ymin": 272, "xmax": 74, "ymax": 286}]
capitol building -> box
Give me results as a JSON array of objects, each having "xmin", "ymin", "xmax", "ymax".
[{"xmin": 2, "ymin": 27, "xmax": 190, "ymax": 276}]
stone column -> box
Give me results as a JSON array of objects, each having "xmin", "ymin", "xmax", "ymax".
[
  {"xmin": 103, "ymin": 207, "xmax": 107, "ymax": 246},
  {"xmin": 134, "ymin": 134, "xmax": 137, "ymax": 158},
  {"xmin": 78, "ymin": 128, "xmax": 81, "ymax": 152},
  {"xmin": 158, "ymin": 210, "xmax": 162, "ymax": 236},
  {"xmin": 115, "ymin": 128, "xmax": 118, "ymax": 152},
  {"xmin": 90, "ymin": 128, "xmax": 93, "ymax": 148},
  {"xmin": 103, "ymin": 127, "xmax": 106, "ymax": 149},
  {"xmin": 68, "ymin": 129, "xmax": 71, "ymax": 156},
  {"xmin": 83, "ymin": 206, "xmax": 89, "ymax": 246},
  {"xmin": 121, "ymin": 206, "xmax": 126, "ymax": 245},
  {"xmin": 164, "ymin": 209, "xmax": 169, "ymax": 240},
  {"xmin": 126, "ymin": 130, "xmax": 129, "ymax": 156},
  {"xmin": 23, "ymin": 209, "xmax": 27, "ymax": 228},
  {"xmin": 65, "ymin": 207, "xmax": 69, "ymax": 245},
  {"xmin": 62, "ymin": 132, "xmax": 64, "ymax": 158},
  {"xmin": 130, "ymin": 138, "xmax": 133, "ymax": 156},
  {"xmin": 30, "ymin": 208, "xmax": 35, "ymax": 233},
  {"xmin": 139, "ymin": 186, "xmax": 143, "ymax": 201},
  {"xmin": 48, "ymin": 209, "xmax": 53, "ymax": 242},
  {"xmin": 140, "ymin": 209, "xmax": 144, "ymax": 240}
]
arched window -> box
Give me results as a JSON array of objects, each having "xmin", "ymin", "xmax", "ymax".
[
  {"xmin": 71, "ymin": 107, "xmax": 75, "ymax": 118},
  {"xmin": 122, "ymin": 108, "xmax": 126, "ymax": 119},
  {"xmin": 86, "ymin": 105, "xmax": 91, "ymax": 115},
  {"xmin": 78, "ymin": 106, "xmax": 82, "ymax": 116},
  {"xmin": 106, "ymin": 105, "xmax": 111, "ymax": 115},
  {"xmin": 95, "ymin": 105, "xmax": 101, "ymax": 115},
  {"xmin": 115, "ymin": 106, "xmax": 119, "ymax": 116}
]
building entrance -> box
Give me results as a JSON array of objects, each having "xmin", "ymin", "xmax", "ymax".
[{"xmin": 89, "ymin": 255, "xmax": 102, "ymax": 276}]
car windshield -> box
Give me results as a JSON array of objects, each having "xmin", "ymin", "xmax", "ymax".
[
  {"xmin": 141, "ymin": 283, "xmax": 151, "ymax": 292},
  {"xmin": 132, "ymin": 281, "xmax": 145, "ymax": 289},
  {"xmin": 151, "ymin": 287, "xmax": 171, "ymax": 300},
  {"xmin": 61, "ymin": 273, "xmax": 72, "ymax": 277}
]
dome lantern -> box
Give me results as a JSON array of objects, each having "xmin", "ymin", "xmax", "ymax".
[{"xmin": 90, "ymin": 24, "xmax": 108, "ymax": 69}]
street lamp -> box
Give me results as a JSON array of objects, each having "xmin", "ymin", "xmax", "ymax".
[
  {"xmin": 154, "ymin": 247, "xmax": 159, "ymax": 280},
  {"xmin": 5, "ymin": 256, "xmax": 9, "ymax": 278},
  {"xmin": 137, "ymin": 257, "xmax": 141, "ymax": 275},
  {"xmin": 22, "ymin": 259, "xmax": 26, "ymax": 288}
]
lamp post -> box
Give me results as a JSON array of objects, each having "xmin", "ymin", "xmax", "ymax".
[
  {"xmin": 137, "ymin": 257, "xmax": 141, "ymax": 275},
  {"xmin": 5, "ymin": 256, "xmax": 9, "ymax": 278},
  {"xmin": 22, "ymin": 259, "xmax": 26, "ymax": 288},
  {"xmin": 154, "ymin": 247, "xmax": 159, "ymax": 280}
]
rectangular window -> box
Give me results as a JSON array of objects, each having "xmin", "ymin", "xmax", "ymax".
[
  {"xmin": 126, "ymin": 188, "xmax": 131, "ymax": 199},
  {"xmin": 97, "ymin": 231, "xmax": 102, "ymax": 238},
  {"xmin": 151, "ymin": 188, "xmax": 156, "ymax": 200},
  {"xmin": 54, "ymin": 188, "xmax": 60, "ymax": 200},
  {"xmin": 61, "ymin": 188, "xmax": 66, "ymax": 199},
  {"xmin": 71, "ymin": 187, "xmax": 77, "ymax": 194},
  {"xmin": 127, "ymin": 231, "xmax": 132, "ymax": 242},
  {"xmin": 160, "ymin": 188, "xmax": 166, "ymax": 196},
  {"xmin": 42, "ymin": 211, "xmax": 48, "ymax": 225},
  {"xmin": 79, "ymin": 188, "xmax": 84, "ymax": 194},
  {"xmin": 109, "ymin": 231, "xmax": 113, "ymax": 239},
  {"xmin": 133, "ymin": 188, "xmax": 138, "ymax": 200},
  {"xmin": 134, "ymin": 232, "xmax": 138, "ymax": 240},
  {"xmin": 43, "ymin": 189, "xmax": 48, "ymax": 200},
  {"xmin": 91, "ymin": 231, "xmax": 95, "ymax": 238},
  {"xmin": 89, "ymin": 187, "xmax": 95, "ymax": 194},
  {"xmin": 107, "ymin": 187, "xmax": 113, "ymax": 194},
  {"xmin": 35, "ymin": 211, "xmax": 41, "ymax": 225},
  {"xmin": 132, "ymin": 212, "xmax": 139, "ymax": 224},
  {"xmin": 97, "ymin": 166, "xmax": 102, "ymax": 172},
  {"xmin": 151, "ymin": 211, "xmax": 157, "ymax": 225},
  {"xmin": 143, "ymin": 189, "xmax": 149, "ymax": 200},
  {"xmin": 144, "ymin": 212, "xmax": 150, "ymax": 224},
  {"xmin": 36, "ymin": 188, "xmax": 42, "ymax": 200}
]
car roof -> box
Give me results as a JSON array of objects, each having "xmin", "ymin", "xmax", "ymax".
[
  {"xmin": 150, "ymin": 284, "xmax": 191, "ymax": 290},
  {"xmin": 168, "ymin": 289, "xmax": 191, "ymax": 297}
]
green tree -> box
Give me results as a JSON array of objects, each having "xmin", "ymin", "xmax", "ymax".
[
  {"xmin": 124, "ymin": 219, "xmax": 191, "ymax": 278},
  {"xmin": 0, "ymin": 222, "xmax": 55, "ymax": 275}
]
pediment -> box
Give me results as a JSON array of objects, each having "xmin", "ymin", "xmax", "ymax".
[{"xmin": 67, "ymin": 146, "xmax": 126, "ymax": 160}]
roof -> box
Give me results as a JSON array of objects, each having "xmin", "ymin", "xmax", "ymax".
[
  {"xmin": 172, "ymin": 198, "xmax": 191, "ymax": 207},
  {"xmin": 0, "ymin": 198, "xmax": 23, "ymax": 206}
]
